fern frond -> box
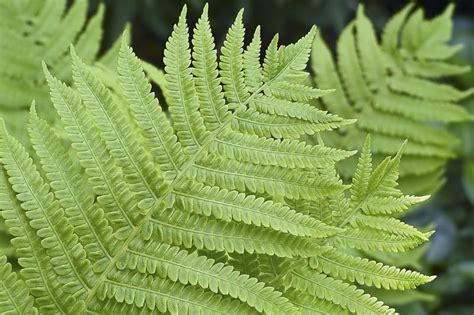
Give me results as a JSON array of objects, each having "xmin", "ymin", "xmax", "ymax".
[
  {"xmin": 192, "ymin": 4, "xmax": 230, "ymax": 130},
  {"xmin": 250, "ymin": 95, "xmax": 341, "ymax": 124},
  {"xmin": 265, "ymin": 82, "xmax": 334, "ymax": 102},
  {"xmin": 354, "ymin": 215, "xmax": 428, "ymax": 240},
  {"xmin": 354, "ymin": 5, "xmax": 386, "ymax": 88},
  {"xmin": 388, "ymin": 75, "xmax": 473, "ymax": 102},
  {"xmin": 149, "ymin": 210, "xmax": 322, "ymax": 258},
  {"xmin": 191, "ymin": 154, "xmax": 345, "ymax": 200},
  {"xmin": 373, "ymin": 92, "xmax": 472, "ymax": 123},
  {"xmin": 0, "ymin": 165, "xmax": 78, "ymax": 313},
  {"xmin": 98, "ymin": 269, "xmax": 257, "ymax": 314},
  {"xmin": 284, "ymin": 287, "xmax": 352, "ymax": 314},
  {"xmin": 335, "ymin": 23, "xmax": 372, "ymax": 108},
  {"xmin": 210, "ymin": 129, "xmax": 353, "ymax": 168},
  {"xmin": 357, "ymin": 109, "xmax": 458, "ymax": 146},
  {"xmin": 243, "ymin": 27, "xmax": 264, "ymax": 93},
  {"xmin": 0, "ymin": 6, "xmax": 137, "ymax": 277},
  {"xmin": 343, "ymin": 130, "xmax": 454, "ymax": 160},
  {"xmin": 164, "ymin": 6, "xmax": 208, "ymax": 153},
  {"xmin": 43, "ymin": 64, "xmax": 139, "ymax": 239},
  {"xmin": 71, "ymin": 48, "xmax": 167, "ymax": 210},
  {"xmin": 234, "ymin": 107, "xmax": 348, "ymax": 139},
  {"xmin": 263, "ymin": 34, "xmax": 280, "ymax": 82},
  {"xmin": 329, "ymin": 227, "xmax": 428, "ymax": 253},
  {"xmin": 312, "ymin": 3, "xmax": 473, "ymax": 195},
  {"xmin": 0, "ymin": 4, "xmax": 435, "ymax": 314},
  {"xmin": 310, "ymin": 33, "xmax": 355, "ymax": 119},
  {"xmin": 27, "ymin": 105, "xmax": 115, "ymax": 270},
  {"xmin": 220, "ymin": 9, "xmax": 249, "ymax": 107},
  {"xmin": 350, "ymin": 136, "xmax": 373, "ymax": 209},
  {"xmin": 361, "ymin": 195, "xmax": 430, "ymax": 215},
  {"xmin": 340, "ymin": 138, "xmax": 408, "ymax": 225},
  {"xmin": 381, "ymin": 3, "xmax": 414, "ymax": 52}
]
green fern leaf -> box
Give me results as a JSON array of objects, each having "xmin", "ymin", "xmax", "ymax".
[
  {"xmin": 312, "ymin": 3, "xmax": 473, "ymax": 195},
  {"xmin": 0, "ymin": 4, "xmax": 435, "ymax": 314},
  {"xmin": 118, "ymin": 240, "xmax": 295, "ymax": 314},
  {"xmin": 283, "ymin": 287, "xmax": 352, "ymax": 315}
]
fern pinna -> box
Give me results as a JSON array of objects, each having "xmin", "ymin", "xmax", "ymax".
[
  {"xmin": 0, "ymin": 5, "xmax": 434, "ymax": 314},
  {"xmin": 312, "ymin": 4, "xmax": 473, "ymax": 196}
]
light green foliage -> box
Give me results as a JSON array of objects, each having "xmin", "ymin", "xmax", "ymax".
[
  {"xmin": 0, "ymin": 0, "xmax": 125, "ymax": 144},
  {"xmin": 312, "ymin": 4, "xmax": 473, "ymax": 195},
  {"xmin": 0, "ymin": 4, "xmax": 434, "ymax": 314},
  {"xmin": 0, "ymin": 0, "xmax": 133, "ymax": 260},
  {"xmin": 0, "ymin": 255, "xmax": 37, "ymax": 314}
]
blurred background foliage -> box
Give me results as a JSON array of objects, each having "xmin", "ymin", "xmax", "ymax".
[{"xmin": 0, "ymin": 0, "xmax": 472, "ymax": 314}]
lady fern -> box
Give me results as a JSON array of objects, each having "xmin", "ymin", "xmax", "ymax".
[
  {"xmin": 312, "ymin": 4, "xmax": 473, "ymax": 195},
  {"xmin": 0, "ymin": 5, "xmax": 434, "ymax": 314}
]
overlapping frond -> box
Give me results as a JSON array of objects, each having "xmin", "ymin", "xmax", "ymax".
[
  {"xmin": 312, "ymin": 3, "xmax": 473, "ymax": 195},
  {"xmin": 0, "ymin": 4, "xmax": 435, "ymax": 314}
]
